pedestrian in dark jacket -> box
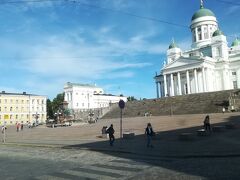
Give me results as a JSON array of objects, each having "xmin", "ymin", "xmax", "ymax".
[
  {"xmin": 204, "ymin": 115, "xmax": 211, "ymax": 131},
  {"xmin": 145, "ymin": 123, "xmax": 154, "ymax": 147},
  {"xmin": 107, "ymin": 124, "xmax": 115, "ymax": 146}
]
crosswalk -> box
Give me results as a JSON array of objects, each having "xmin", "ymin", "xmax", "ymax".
[{"xmin": 34, "ymin": 159, "xmax": 150, "ymax": 180}]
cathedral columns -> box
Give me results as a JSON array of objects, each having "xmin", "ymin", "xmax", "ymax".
[
  {"xmin": 170, "ymin": 74, "xmax": 175, "ymax": 96},
  {"xmin": 194, "ymin": 68, "xmax": 199, "ymax": 93},
  {"xmin": 164, "ymin": 74, "xmax": 168, "ymax": 97},
  {"xmin": 186, "ymin": 70, "xmax": 191, "ymax": 94},
  {"xmin": 202, "ymin": 67, "xmax": 206, "ymax": 92},
  {"xmin": 177, "ymin": 72, "xmax": 182, "ymax": 95},
  {"xmin": 156, "ymin": 82, "xmax": 159, "ymax": 98}
]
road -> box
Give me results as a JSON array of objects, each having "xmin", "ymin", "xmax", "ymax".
[{"xmin": 0, "ymin": 145, "xmax": 240, "ymax": 180}]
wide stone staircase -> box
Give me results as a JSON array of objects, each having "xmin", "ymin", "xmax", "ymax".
[{"xmin": 102, "ymin": 89, "xmax": 240, "ymax": 119}]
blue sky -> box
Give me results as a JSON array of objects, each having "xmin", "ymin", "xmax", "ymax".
[{"xmin": 0, "ymin": 0, "xmax": 239, "ymax": 100}]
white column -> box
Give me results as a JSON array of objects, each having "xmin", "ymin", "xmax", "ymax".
[
  {"xmin": 186, "ymin": 70, "xmax": 190, "ymax": 94},
  {"xmin": 201, "ymin": 25, "xmax": 204, "ymax": 41},
  {"xmin": 170, "ymin": 74, "xmax": 174, "ymax": 96},
  {"xmin": 177, "ymin": 72, "xmax": 182, "ymax": 95},
  {"xmin": 202, "ymin": 67, "xmax": 206, "ymax": 92},
  {"xmin": 195, "ymin": 28, "xmax": 198, "ymax": 42},
  {"xmin": 164, "ymin": 74, "xmax": 167, "ymax": 97},
  {"xmin": 156, "ymin": 82, "xmax": 159, "ymax": 98},
  {"xmin": 194, "ymin": 69, "xmax": 199, "ymax": 93}
]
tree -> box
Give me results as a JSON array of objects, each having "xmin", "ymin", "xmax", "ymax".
[
  {"xmin": 127, "ymin": 96, "xmax": 137, "ymax": 101},
  {"xmin": 47, "ymin": 99, "xmax": 54, "ymax": 119},
  {"xmin": 51, "ymin": 93, "xmax": 64, "ymax": 113}
]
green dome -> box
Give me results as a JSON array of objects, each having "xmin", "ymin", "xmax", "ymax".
[
  {"xmin": 231, "ymin": 38, "xmax": 240, "ymax": 47},
  {"xmin": 169, "ymin": 41, "xmax": 178, "ymax": 49},
  {"xmin": 192, "ymin": 7, "xmax": 215, "ymax": 21},
  {"xmin": 212, "ymin": 29, "xmax": 224, "ymax": 37}
]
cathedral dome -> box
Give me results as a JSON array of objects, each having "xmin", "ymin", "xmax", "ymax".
[
  {"xmin": 168, "ymin": 41, "xmax": 178, "ymax": 49},
  {"xmin": 192, "ymin": 6, "xmax": 215, "ymax": 21},
  {"xmin": 231, "ymin": 38, "xmax": 240, "ymax": 47},
  {"xmin": 212, "ymin": 29, "xmax": 224, "ymax": 37}
]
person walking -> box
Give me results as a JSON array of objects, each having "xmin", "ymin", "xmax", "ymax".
[
  {"xmin": 16, "ymin": 122, "xmax": 20, "ymax": 132},
  {"xmin": 204, "ymin": 115, "xmax": 211, "ymax": 131},
  {"xmin": 106, "ymin": 124, "xmax": 115, "ymax": 146},
  {"xmin": 145, "ymin": 123, "xmax": 154, "ymax": 148}
]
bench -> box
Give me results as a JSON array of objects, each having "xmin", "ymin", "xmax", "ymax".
[
  {"xmin": 179, "ymin": 133, "xmax": 194, "ymax": 141},
  {"xmin": 123, "ymin": 132, "xmax": 135, "ymax": 139}
]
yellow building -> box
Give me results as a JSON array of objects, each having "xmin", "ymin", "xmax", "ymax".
[{"xmin": 0, "ymin": 91, "xmax": 47, "ymax": 125}]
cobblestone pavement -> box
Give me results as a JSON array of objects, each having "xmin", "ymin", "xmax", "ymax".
[
  {"xmin": 0, "ymin": 113, "xmax": 240, "ymax": 179},
  {"xmin": 0, "ymin": 145, "xmax": 240, "ymax": 180}
]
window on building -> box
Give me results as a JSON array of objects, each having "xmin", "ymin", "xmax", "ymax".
[
  {"xmin": 4, "ymin": 107, "xmax": 7, "ymax": 111},
  {"xmin": 197, "ymin": 27, "xmax": 202, "ymax": 40},
  {"xmin": 0, "ymin": 107, "xmax": 1, "ymax": 111},
  {"xmin": 42, "ymin": 100, "xmax": 44, "ymax": 104},
  {"xmin": 10, "ymin": 99, "xmax": 13, "ymax": 103},
  {"xmin": 0, "ymin": 99, "xmax": 1, "ymax": 103},
  {"xmin": 37, "ymin": 100, "xmax": 39, "ymax": 104},
  {"xmin": 10, "ymin": 107, "xmax": 12, "ymax": 111},
  {"xmin": 232, "ymin": 72, "xmax": 237, "ymax": 75},
  {"xmin": 16, "ymin": 115, "xmax": 18, "ymax": 119},
  {"xmin": 10, "ymin": 115, "xmax": 12, "ymax": 119},
  {"xmin": 204, "ymin": 27, "xmax": 208, "ymax": 39},
  {"xmin": 27, "ymin": 115, "xmax": 29, "ymax": 119},
  {"xmin": 76, "ymin": 103, "xmax": 78, "ymax": 107},
  {"xmin": 22, "ymin": 100, "xmax": 24, "ymax": 103},
  {"xmin": 76, "ymin": 92, "xmax": 78, "ymax": 95},
  {"xmin": 16, "ymin": 107, "xmax": 18, "ymax": 111},
  {"xmin": 32, "ymin": 99, "xmax": 34, "ymax": 104},
  {"xmin": 82, "ymin": 103, "xmax": 84, "ymax": 107},
  {"xmin": 233, "ymin": 81, "xmax": 238, "ymax": 89},
  {"xmin": 5, "ymin": 99, "xmax": 7, "ymax": 103},
  {"xmin": 16, "ymin": 100, "xmax": 18, "ymax": 104}
]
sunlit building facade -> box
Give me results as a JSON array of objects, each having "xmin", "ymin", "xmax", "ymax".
[
  {"xmin": 155, "ymin": 2, "xmax": 240, "ymax": 98},
  {"xmin": 0, "ymin": 91, "xmax": 47, "ymax": 125}
]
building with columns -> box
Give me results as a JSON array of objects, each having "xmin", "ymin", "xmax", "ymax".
[
  {"xmin": 155, "ymin": 1, "xmax": 240, "ymax": 98},
  {"xmin": 64, "ymin": 82, "xmax": 127, "ymax": 111}
]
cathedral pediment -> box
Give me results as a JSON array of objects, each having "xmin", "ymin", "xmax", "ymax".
[{"xmin": 163, "ymin": 57, "xmax": 203, "ymax": 70}]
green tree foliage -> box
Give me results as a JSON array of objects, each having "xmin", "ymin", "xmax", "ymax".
[
  {"xmin": 51, "ymin": 93, "xmax": 64, "ymax": 113},
  {"xmin": 47, "ymin": 99, "xmax": 54, "ymax": 119},
  {"xmin": 127, "ymin": 96, "xmax": 137, "ymax": 101}
]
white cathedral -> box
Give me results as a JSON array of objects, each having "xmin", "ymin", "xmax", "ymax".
[{"xmin": 154, "ymin": 1, "xmax": 240, "ymax": 98}]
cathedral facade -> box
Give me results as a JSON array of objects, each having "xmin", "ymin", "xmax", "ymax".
[{"xmin": 154, "ymin": 2, "xmax": 240, "ymax": 98}]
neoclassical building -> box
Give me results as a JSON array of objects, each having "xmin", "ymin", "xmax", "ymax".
[
  {"xmin": 155, "ymin": 1, "xmax": 240, "ymax": 98},
  {"xmin": 64, "ymin": 82, "xmax": 127, "ymax": 111}
]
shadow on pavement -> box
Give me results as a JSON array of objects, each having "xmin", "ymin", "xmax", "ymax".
[{"xmin": 64, "ymin": 115, "xmax": 240, "ymax": 179}]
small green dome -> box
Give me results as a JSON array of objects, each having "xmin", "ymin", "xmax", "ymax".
[
  {"xmin": 212, "ymin": 29, "xmax": 224, "ymax": 37},
  {"xmin": 231, "ymin": 38, "xmax": 240, "ymax": 47},
  {"xmin": 192, "ymin": 7, "xmax": 215, "ymax": 21},
  {"xmin": 169, "ymin": 41, "xmax": 178, "ymax": 49}
]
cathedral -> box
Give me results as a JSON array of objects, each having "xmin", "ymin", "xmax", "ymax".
[{"xmin": 154, "ymin": 1, "xmax": 240, "ymax": 98}]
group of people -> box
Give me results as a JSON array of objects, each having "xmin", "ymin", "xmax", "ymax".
[
  {"xmin": 105, "ymin": 123, "xmax": 155, "ymax": 148},
  {"xmin": 16, "ymin": 122, "xmax": 24, "ymax": 132},
  {"xmin": 106, "ymin": 115, "xmax": 212, "ymax": 147}
]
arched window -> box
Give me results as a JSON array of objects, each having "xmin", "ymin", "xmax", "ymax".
[{"xmin": 198, "ymin": 27, "xmax": 202, "ymax": 40}]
